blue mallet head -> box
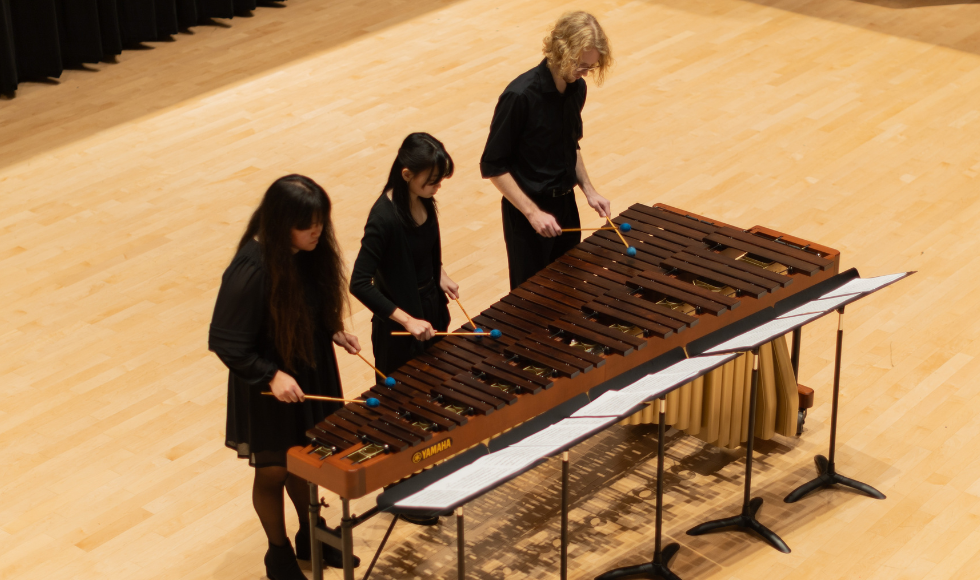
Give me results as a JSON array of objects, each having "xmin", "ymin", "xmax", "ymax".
[
  {"xmin": 627, "ymin": 246, "xmax": 637, "ymax": 257},
  {"xmin": 619, "ymin": 222, "xmax": 631, "ymax": 232},
  {"xmin": 366, "ymin": 397, "xmax": 380, "ymax": 408},
  {"xmin": 490, "ymin": 329, "xmax": 503, "ymax": 339},
  {"xmin": 384, "ymin": 376, "xmax": 396, "ymax": 387}
]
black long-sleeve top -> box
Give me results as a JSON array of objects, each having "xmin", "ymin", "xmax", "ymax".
[
  {"xmin": 350, "ymin": 193, "xmax": 443, "ymax": 321},
  {"xmin": 479, "ymin": 58, "xmax": 587, "ymax": 196}
]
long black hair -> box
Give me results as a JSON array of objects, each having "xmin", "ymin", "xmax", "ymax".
[
  {"xmin": 383, "ymin": 133, "xmax": 455, "ymax": 227},
  {"xmin": 238, "ymin": 175, "xmax": 347, "ymax": 371}
]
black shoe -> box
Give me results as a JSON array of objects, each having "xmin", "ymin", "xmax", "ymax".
[
  {"xmin": 264, "ymin": 540, "xmax": 306, "ymax": 580},
  {"xmin": 295, "ymin": 520, "xmax": 361, "ymax": 569},
  {"xmin": 401, "ymin": 514, "xmax": 440, "ymax": 526}
]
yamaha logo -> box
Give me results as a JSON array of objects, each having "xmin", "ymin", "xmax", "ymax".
[{"xmin": 412, "ymin": 438, "xmax": 452, "ymax": 463}]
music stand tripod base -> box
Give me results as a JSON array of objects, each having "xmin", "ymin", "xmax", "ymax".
[
  {"xmin": 596, "ymin": 542, "xmax": 681, "ymax": 580},
  {"xmin": 686, "ymin": 497, "xmax": 790, "ymax": 553},
  {"xmin": 784, "ymin": 455, "xmax": 885, "ymax": 503}
]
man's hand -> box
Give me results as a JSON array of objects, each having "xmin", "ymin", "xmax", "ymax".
[
  {"xmin": 269, "ymin": 370, "xmax": 305, "ymax": 403},
  {"xmin": 584, "ymin": 188, "xmax": 611, "ymax": 218},
  {"xmin": 332, "ymin": 331, "xmax": 361, "ymax": 355},
  {"xmin": 529, "ymin": 208, "xmax": 563, "ymax": 238}
]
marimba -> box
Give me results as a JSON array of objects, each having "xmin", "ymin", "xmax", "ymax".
[{"xmin": 287, "ymin": 203, "xmax": 839, "ymax": 502}]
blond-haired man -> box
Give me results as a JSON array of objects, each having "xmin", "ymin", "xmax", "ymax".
[{"xmin": 480, "ymin": 11, "xmax": 613, "ymax": 289}]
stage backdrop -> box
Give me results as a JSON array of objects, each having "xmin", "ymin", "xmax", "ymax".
[{"xmin": 0, "ymin": 0, "xmax": 274, "ymax": 95}]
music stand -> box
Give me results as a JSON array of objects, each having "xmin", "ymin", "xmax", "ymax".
[
  {"xmin": 783, "ymin": 272, "xmax": 913, "ymax": 503},
  {"xmin": 595, "ymin": 353, "xmax": 738, "ymax": 580},
  {"xmin": 684, "ymin": 312, "xmax": 826, "ymax": 553}
]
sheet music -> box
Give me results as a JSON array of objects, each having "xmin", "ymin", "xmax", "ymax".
[
  {"xmin": 571, "ymin": 390, "xmax": 655, "ymax": 417},
  {"xmin": 394, "ymin": 418, "xmax": 619, "ymax": 509},
  {"xmin": 511, "ymin": 417, "xmax": 618, "ymax": 453},
  {"xmin": 622, "ymin": 354, "xmax": 738, "ymax": 396},
  {"xmin": 778, "ymin": 294, "xmax": 855, "ymax": 319},
  {"xmin": 704, "ymin": 312, "xmax": 822, "ymax": 354},
  {"xmin": 472, "ymin": 446, "xmax": 549, "ymax": 469},
  {"xmin": 426, "ymin": 463, "xmax": 520, "ymax": 491},
  {"xmin": 820, "ymin": 273, "xmax": 908, "ymax": 299},
  {"xmin": 395, "ymin": 487, "xmax": 476, "ymax": 509}
]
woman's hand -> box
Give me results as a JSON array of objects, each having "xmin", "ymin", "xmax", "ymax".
[
  {"xmin": 440, "ymin": 268, "xmax": 459, "ymax": 301},
  {"xmin": 402, "ymin": 317, "xmax": 435, "ymax": 341},
  {"xmin": 269, "ymin": 370, "xmax": 305, "ymax": 403},
  {"xmin": 332, "ymin": 331, "xmax": 361, "ymax": 355}
]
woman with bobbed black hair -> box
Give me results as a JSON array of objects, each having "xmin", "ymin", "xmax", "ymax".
[
  {"xmin": 209, "ymin": 175, "xmax": 360, "ymax": 579},
  {"xmin": 350, "ymin": 132, "xmax": 457, "ymax": 380}
]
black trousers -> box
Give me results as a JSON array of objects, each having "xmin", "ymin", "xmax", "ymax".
[{"xmin": 501, "ymin": 194, "xmax": 581, "ymax": 290}]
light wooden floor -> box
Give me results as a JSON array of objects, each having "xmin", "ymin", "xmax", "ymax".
[{"xmin": 3, "ymin": 0, "xmax": 980, "ymax": 578}]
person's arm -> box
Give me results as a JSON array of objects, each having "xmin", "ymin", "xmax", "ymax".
[
  {"xmin": 332, "ymin": 331, "xmax": 361, "ymax": 354},
  {"xmin": 439, "ymin": 267, "xmax": 459, "ymax": 300},
  {"xmin": 488, "ymin": 174, "xmax": 562, "ymax": 237},
  {"xmin": 388, "ymin": 308, "xmax": 434, "ymax": 340},
  {"xmin": 481, "ymin": 91, "xmax": 562, "ymax": 238},
  {"xmin": 209, "ymin": 259, "xmax": 304, "ymax": 403},
  {"xmin": 575, "ymin": 150, "xmax": 611, "ymax": 218},
  {"xmin": 350, "ymin": 209, "xmax": 434, "ymax": 341}
]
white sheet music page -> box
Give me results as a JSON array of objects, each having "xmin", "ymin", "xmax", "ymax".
[
  {"xmin": 426, "ymin": 462, "xmax": 518, "ymax": 492},
  {"xmin": 622, "ymin": 353, "xmax": 739, "ymax": 396},
  {"xmin": 820, "ymin": 273, "xmax": 908, "ymax": 299},
  {"xmin": 778, "ymin": 294, "xmax": 855, "ymax": 319},
  {"xmin": 704, "ymin": 312, "xmax": 822, "ymax": 354},
  {"xmin": 511, "ymin": 417, "xmax": 618, "ymax": 454},
  {"xmin": 395, "ymin": 487, "xmax": 475, "ymax": 509},
  {"xmin": 472, "ymin": 446, "xmax": 548, "ymax": 469},
  {"xmin": 571, "ymin": 390, "xmax": 654, "ymax": 417},
  {"xmin": 395, "ymin": 448, "xmax": 551, "ymax": 509}
]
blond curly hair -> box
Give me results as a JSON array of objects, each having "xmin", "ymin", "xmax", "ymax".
[{"xmin": 542, "ymin": 11, "xmax": 612, "ymax": 86}]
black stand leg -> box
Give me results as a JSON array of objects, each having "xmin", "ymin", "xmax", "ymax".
[
  {"xmin": 341, "ymin": 498, "xmax": 355, "ymax": 580},
  {"xmin": 596, "ymin": 398, "xmax": 682, "ymax": 580},
  {"xmin": 361, "ymin": 514, "xmax": 399, "ymax": 580},
  {"xmin": 561, "ymin": 451, "xmax": 569, "ymax": 580},
  {"xmin": 791, "ymin": 327, "xmax": 802, "ymax": 378},
  {"xmin": 457, "ymin": 507, "xmax": 465, "ymax": 580},
  {"xmin": 687, "ymin": 350, "xmax": 791, "ymax": 554},
  {"xmin": 309, "ymin": 483, "xmax": 323, "ymax": 580},
  {"xmin": 785, "ymin": 308, "xmax": 885, "ymax": 503}
]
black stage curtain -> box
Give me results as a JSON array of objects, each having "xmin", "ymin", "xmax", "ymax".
[{"xmin": 0, "ymin": 0, "xmax": 281, "ymax": 95}]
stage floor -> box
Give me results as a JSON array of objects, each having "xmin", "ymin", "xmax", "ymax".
[{"xmin": 3, "ymin": 0, "xmax": 980, "ymax": 578}]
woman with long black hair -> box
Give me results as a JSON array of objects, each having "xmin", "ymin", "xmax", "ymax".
[
  {"xmin": 350, "ymin": 132, "xmax": 458, "ymax": 379},
  {"xmin": 209, "ymin": 175, "xmax": 360, "ymax": 580}
]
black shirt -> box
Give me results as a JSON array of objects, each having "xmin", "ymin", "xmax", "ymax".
[
  {"xmin": 479, "ymin": 58, "xmax": 587, "ymax": 196},
  {"xmin": 407, "ymin": 210, "xmax": 437, "ymax": 286}
]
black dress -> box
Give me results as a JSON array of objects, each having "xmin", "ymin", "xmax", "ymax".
[
  {"xmin": 209, "ymin": 239, "xmax": 343, "ymax": 468},
  {"xmin": 350, "ymin": 194, "xmax": 450, "ymax": 379}
]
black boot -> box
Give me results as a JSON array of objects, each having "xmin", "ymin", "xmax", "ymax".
[
  {"xmin": 295, "ymin": 520, "xmax": 361, "ymax": 569},
  {"xmin": 264, "ymin": 540, "xmax": 306, "ymax": 580}
]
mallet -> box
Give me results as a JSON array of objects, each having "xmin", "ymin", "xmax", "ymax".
[
  {"xmin": 261, "ymin": 392, "xmax": 380, "ymax": 408},
  {"xmin": 356, "ymin": 351, "xmax": 396, "ymax": 387}
]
